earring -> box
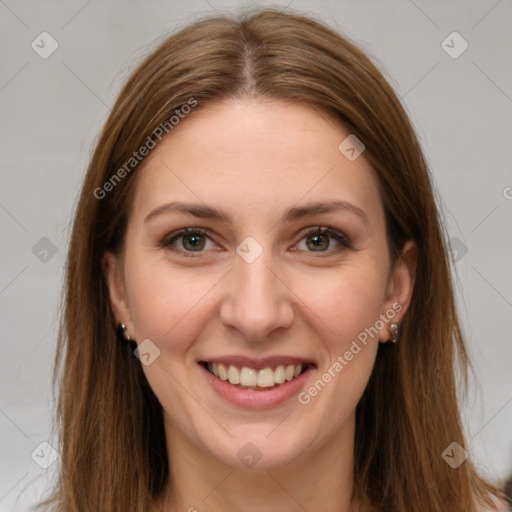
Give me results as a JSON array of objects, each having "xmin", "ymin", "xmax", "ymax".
[
  {"xmin": 117, "ymin": 322, "xmax": 131, "ymax": 342},
  {"xmin": 389, "ymin": 323, "xmax": 399, "ymax": 343}
]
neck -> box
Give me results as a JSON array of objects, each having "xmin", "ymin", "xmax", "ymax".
[{"xmin": 154, "ymin": 414, "xmax": 360, "ymax": 512}]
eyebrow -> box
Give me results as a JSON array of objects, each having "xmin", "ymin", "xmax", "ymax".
[{"xmin": 144, "ymin": 199, "xmax": 370, "ymax": 227}]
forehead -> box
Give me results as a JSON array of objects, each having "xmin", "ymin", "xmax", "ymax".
[{"xmin": 129, "ymin": 98, "xmax": 383, "ymax": 226}]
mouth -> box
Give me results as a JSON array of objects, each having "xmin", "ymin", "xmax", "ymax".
[{"xmin": 199, "ymin": 361, "xmax": 315, "ymax": 391}]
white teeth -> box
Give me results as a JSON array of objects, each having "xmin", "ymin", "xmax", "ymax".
[
  {"xmin": 218, "ymin": 363, "xmax": 228, "ymax": 381},
  {"xmin": 257, "ymin": 367, "xmax": 275, "ymax": 387},
  {"xmin": 227, "ymin": 365, "xmax": 240, "ymax": 384},
  {"xmin": 207, "ymin": 362, "xmax": 306, "ymax": 388},
  {"xmin": 274, "ymin": 365, "xmax": 286, "ymax": 384},
  {"xmin": 285, "ymin": 364, "xmax": 295, "ymax": 381},
  {"xmin": 240, "ymin": 367, "xmax": 257, "ymax": 386}
]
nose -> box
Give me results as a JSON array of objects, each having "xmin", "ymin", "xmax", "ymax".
[{"xmin": 219, "ymin": 250, "xmax": 295, "ymax": 342}]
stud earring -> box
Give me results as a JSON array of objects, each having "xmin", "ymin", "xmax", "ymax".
[
  {"xmin": 117, "ymin": 322, "xmax": 131, "ymax": 343},
  {"xmin": 389, "ymin": 323, "xmax": 399, "ymax": 343}
]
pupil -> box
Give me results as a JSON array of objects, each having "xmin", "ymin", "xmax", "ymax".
[
  {"xmin": 308, "ymin": 234, "xmax": 329, "ymax": 251},
  {"xmin": 184, "ymin": 234, "xmax": 205, "ymax": 250}
]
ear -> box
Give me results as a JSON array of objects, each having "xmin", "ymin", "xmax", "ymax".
[
  {"xmin": 102, "ymin": 251, "xmax": 134, "ymax": 337},
  {"xmin": 378, "ymin": 240, "xmax": 417, "ymax": 342}
]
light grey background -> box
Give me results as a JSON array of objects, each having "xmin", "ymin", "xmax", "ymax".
[{"xmin": 1, "ymin": 0, "xmax": 511, "ymax": 510}]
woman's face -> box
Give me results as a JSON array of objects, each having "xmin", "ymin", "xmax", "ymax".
[{"xmin": 104, "ymin": 98, "xmax": 415, "ymax": 470}]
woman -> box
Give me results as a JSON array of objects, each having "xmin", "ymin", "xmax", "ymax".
[{"xmin": 41, "ymin": 7, "xmax": 505, "ymax": 512}]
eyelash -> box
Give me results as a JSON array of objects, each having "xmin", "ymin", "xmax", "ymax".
[{"xmin": 160, "ymin": 226, "xmax": 352, "ymax": 256}]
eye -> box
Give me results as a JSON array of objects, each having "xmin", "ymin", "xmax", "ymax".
[
  {"xmin": 161, "ymin": 226, "xmax": 351, "ymax": 255},
  {"xmin": 294, "ymin": 226, "xmax": 351, "ymax": 253},
  {"xmin": 162, "ymin": 228, "xmax": 217, "ymax": 253}
]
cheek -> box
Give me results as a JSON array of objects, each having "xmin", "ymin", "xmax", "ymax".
[
  {"xmin": 124, "ymin": 254, "xmax": 216, "ymax": 351},
  {"xmin": 296, "ymin": 262, "xmax": 387, "ymax": 348}
]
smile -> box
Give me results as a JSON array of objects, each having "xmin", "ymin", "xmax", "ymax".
[
  {"xmin": 197, "ymin": 355, "xmax": 317, "ymax": 408},
  {"xmin": 203, "ymin": 362, "xmax": 311, "ymax": 390}
]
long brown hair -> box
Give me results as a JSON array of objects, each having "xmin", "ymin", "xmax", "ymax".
[{"xmin": 41, "ymin": 7, "xmax": 504, "ymax": 511}]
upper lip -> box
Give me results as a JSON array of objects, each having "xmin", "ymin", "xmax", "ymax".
[{"xmin": 199, "ymin": 356, "xmax": 316, "ymax": 371}]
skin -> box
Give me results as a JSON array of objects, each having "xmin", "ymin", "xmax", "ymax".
[{"xmin": 103, "ymin": 98, "xmax": 417, "ymax": 512}]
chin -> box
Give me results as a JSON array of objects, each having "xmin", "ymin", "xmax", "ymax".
[{"xmin": 205, "ymin": 425, "xmax": 312, "ymax": 471}]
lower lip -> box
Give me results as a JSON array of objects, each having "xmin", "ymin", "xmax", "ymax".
[{"xmin": 199, "ymin": 364, "xmax": 315, "ymax": 409}]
